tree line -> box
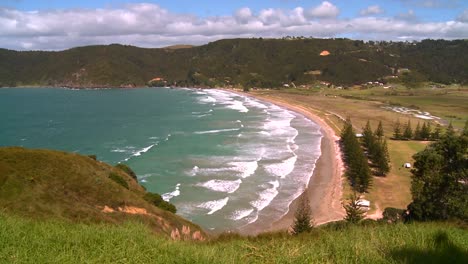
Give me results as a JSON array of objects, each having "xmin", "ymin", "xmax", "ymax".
[{"xmin": 393, "ymin": 120, "xmax": 442, "ymax": 141}]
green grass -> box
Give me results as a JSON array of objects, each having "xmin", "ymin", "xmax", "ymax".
[
  {"xmin": 0, "ymin": 147, "xmax": 201, "ymax": 236},
  {"xmin": 0, "ymin": 215, "xmax": 467, "ymax": 263}
]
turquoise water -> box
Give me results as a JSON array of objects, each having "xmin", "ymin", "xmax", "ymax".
[{"xmin": 0, "ymin": 87, "xmax": 322, "ymax": 231}]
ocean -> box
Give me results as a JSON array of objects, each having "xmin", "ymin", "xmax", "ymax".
[{"xmin": 0, "ymin": 87, "xmax": 322, "ymax": 232}]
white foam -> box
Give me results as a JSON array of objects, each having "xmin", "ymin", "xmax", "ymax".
[
  {"xmin": 162, "ymin": 183, "xmax": 181, "ymax": 201},
  {"xmin": 194, "ymin": 128, "xmax": 240, "ymax": 134},
  {"xmin": 244, "ymin": 98, "xmax": 268, "ymax": 109},
  {"xmin": 228, "ymin": 161, "xmax": 258, "ymax": 178},
  {"xmin": 250, "ymin": 180, "xmax": 280, "ymax": 211},
  {"xmin": 204, "ymin": 90, "xmax": 249, "ymax": 113},
  {"xmin": 189, "ymin": 166, "xmax": 199, "ymax": 176},
  {"xmin": 198, "ymin": 96, "xmax": 217, "ymax": 104},
  {"xmin": 226, "ymin": 100, "xmax": 249, "ymax": 113},
  {"xmin": 165, "ymin": 134, "xmax": 171, "ymax": 141},
  {"xmin": 111, "ymin": 146, "xmax": 136, "ymax": 153},
  {"xmin": 123, "ymin": 144, "xmax": 156, "ymax": 161},
  {"xmin": 230, "ymin": 208, "xmax": 255, "ymax": 221},
  {"xmin": 198, "ymin": 197, "xmax": 229, "ymax": 215},
  {"xmin": 263, "ymin": 155, "xmax": 297, "ymax": 178},
  {"xmin": 197, "ymin": 179, "xmax": 242, "ymax": 193},
  {"xmin": 259, "ymin": 131, "xmax": 271, "ymax": 136}
]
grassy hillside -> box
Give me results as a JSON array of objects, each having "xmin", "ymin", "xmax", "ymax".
[
  {"xmin": 0, "ymin": 147, "xmax": 203, "ymax": 237},
  {"xmin": 0, "ymin": 214, "xmax": 466, "ymax": 263},
  {"xmin": 1, "ymin": 38, "xmax": 467, "ymax": 88}
]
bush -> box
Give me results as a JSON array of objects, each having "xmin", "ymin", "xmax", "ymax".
[
  {"xmin": 108, "ymin": 172, "xmax": 129, "ymax": 189},
  {"xmin": 115, "ymin": 163, "xmax": 137, "ymax": 181},
  {"xmin": 143, "ymin": 192, "xmax": 177, "ymax": 213},
  {"xmin": 87, "ymin": 155, "xmax": 97, "ymax": 160},
  {"xmin": 383, "ymin": 207, "xmax": 406, "ymax": 223}
]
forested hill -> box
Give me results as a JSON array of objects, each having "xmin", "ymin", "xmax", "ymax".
[{"xmin": 0, "ymin": 38, "xmax": 467, "ymax": 88}]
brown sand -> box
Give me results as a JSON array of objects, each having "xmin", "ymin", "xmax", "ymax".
[{"xmin": 226, "ymin": 90, "xmax": 346, "ymax": 234}]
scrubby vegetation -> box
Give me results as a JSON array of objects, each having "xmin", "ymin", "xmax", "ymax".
[
  {"xmin": 115, "ymin": 163, "xmax": 138, "ymax": 181},
  {"xmin": 0, "ymin": 147, "xmax": 194, "ymax": 236},
  {"xmin": 0, "ymin": 38, "xmax": 467, "ymax": 88},
  {"xmin": 143, "ymin": 192, "xmax": 177, "ymax": 214}
]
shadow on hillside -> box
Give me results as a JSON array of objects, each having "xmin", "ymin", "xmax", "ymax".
[{"xmin": 389, "ymin": 232, "xmax": 468, "ymax": 264}]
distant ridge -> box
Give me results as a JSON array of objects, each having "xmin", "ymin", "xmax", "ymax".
[
  {"xmin": 163, "ymin": 44, "xmax": 194, "ymax": 49},
  {"xmin": 0, "ymin": 38, "xmax": 466, "ymax": 88}
]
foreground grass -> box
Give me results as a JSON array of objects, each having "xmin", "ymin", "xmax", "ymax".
[{"xmin": 1, "ymin": 215, "xmax": 467, "ymax": 263}]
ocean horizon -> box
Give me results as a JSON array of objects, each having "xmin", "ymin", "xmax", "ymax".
[{"xmin": 0, "ymin": 87, "xmax": 322, "ymax": 231}]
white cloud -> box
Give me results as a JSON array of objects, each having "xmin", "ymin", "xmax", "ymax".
[
  {"xmin": 235, "ymin": 7, "xmax": 253, "ymax": 24},
  {"xmin": 0, "ymin": 3, "xmax": 467, "ymax": 51},
  {"xmin": 457, "ymin": 9, "xmax": 468, "ymax": 22},
  {"xmin": 305, "ymin": 1, "xmax": 339, "ymax": 18},
  {"xmin": 395, "ymin": 9, "xmax": 418, "ymax": 21},
  {"xmin": 360, "ymin": 5, "xmax": 384, "ymax": 16}
]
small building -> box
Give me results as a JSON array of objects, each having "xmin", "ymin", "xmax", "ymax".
[
  {"xmin": 355, "ymin": 133, "xmax": 363, "ymax": 138},
  {"xmin": 357, "ymin": 199, "xmax": 370, "ymax": 210},
  {"xmin": 404, "ymin": 163, "xmax": 412, "ymax": 168},
  {"xmin": 319, "ymin": 50, "xmax": 331, "ymax": 56}
]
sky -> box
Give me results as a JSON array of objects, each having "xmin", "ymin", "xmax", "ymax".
[{"xmin": 1, "ymin": 0, "xmax": 467, "ymax": 50}]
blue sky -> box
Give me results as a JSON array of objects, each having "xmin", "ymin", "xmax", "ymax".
[{"xmin": 1, "ymin": 0, "xmax": 467, "ymax": 50}]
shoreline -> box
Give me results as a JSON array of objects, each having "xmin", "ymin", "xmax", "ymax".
[{"xmin": 224, "ymin": 89, "xmax": 346, "ymax": 234}]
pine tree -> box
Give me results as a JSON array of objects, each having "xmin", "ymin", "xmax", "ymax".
[
  {"xmin": 292, "ymin": 195, "xmax": 313, "ymax": 235},
  {"xmin": 341, "ymin": 118, "xmax": 372, "ymax": 193},
  {"xmin": 419, "ymin": 122, "xmax": 431, "ymax": 140},
  {"xmin": 343, "ymin": 193, "xmax": 365, "ymax": 223},
  {"xmin": 362, "ymin": 120, "xmax": 375, "ymax": 150},
  {"xmin": 375, "ymin": 121, "xmax": 384, "ymax": 139},
  {"xmin": 414, "ymin": 122, "xmax": 422, "ymax": 140},
  {"xmin": 432, "ymin": 123, "xmax": 442, "ymax": 140},
  {"xmin": 403, "ymin": 120, "xmax": 413, "ymax": 140},
  {"xmin": 393, "ymin": 119, "xmax": 402, "ymax": 140},
  {"xmin": 375, "ymin": 138, "xmax": 390, "ymax": 176}
]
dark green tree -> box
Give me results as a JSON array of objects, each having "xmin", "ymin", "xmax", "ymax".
[
  {"xmin": 420, "ymin": 122, "xmax": 431, "ymax": 140},
  {"xmin": 362, "ymin": 120, "xmax": 375, "ymax": 150},
  {"xmin": 292, "ymin": 194, "xmax": 314, "ymax": 235},
  {"xmin": 403, "ymin": 120, "xmax": 413, "ymax": 140},
  {"xmin": 343, "ymin": 193, "xmax": 365, "ymax": 223},
  {"xmin": 432, "ymin": 123, "xmax": 442, "ymax": 140},
  {"xmin": 414, "ymin": 122, "xmax": 422, "ymax": 140},
  {"xmin": 407, "ymin": 129, "xmax": 467, "ymax": 221},
  {"xmin": 393, "ymin": 119, "xmax": 402, "ymax": 140},
  {"xmin": 375, "ymin": 121, "xmax": 384, "ymax": 139},
  {"xmin": 341, "ymin": 118, "xmax": 372, "ymax": 193},
  {"xmin": 375, "ymin": 138, "xmax": 391, "ymax": 176}
]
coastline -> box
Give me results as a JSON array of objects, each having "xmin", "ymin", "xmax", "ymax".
[{"xmin": 225, "ymin": 89, "xmax": 345, "ymax": 234}]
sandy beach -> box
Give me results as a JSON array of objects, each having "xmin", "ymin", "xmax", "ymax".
[{"xmin": 228, "ymin": 90, "xmax": 346, "ymax": 234}]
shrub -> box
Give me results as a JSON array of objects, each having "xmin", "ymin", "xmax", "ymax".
[
  {"xmin": 115, "ymin": 163, "xmax": 137, "ymax": 181},
  {"xmin": 143, "ymin": 192, "xmax": 177, "ymax": 213},
  {"xmin": 108, "ymin": 172, "xmax": 129, "ymax": 189},
  {"xmin": 383, "ymin": 207, "xmax": 406, "ymax": 223},
  {"xmin": 87, "ymin": 155, "xmax": 97, "ymax": 160}
]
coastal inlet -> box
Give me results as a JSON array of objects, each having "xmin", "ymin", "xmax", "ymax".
[{"xmin": 0, "ymin": 87, "xmax": 322, "ymax": 232}]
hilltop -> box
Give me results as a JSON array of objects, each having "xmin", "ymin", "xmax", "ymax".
[
  {"xmin": 0, "ymin": 38, "xmax": 467, "ymax": 88},
  {"xmin": 0, "ymin": 147, "xmax": 204, "ymax": 239}
]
